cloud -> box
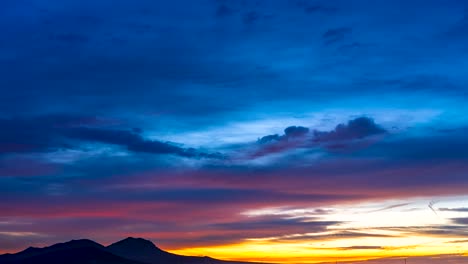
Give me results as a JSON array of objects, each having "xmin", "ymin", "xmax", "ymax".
[
  {"xmin": 382, "ymin": 224, "xmax": 468, "ymax": 238},
  {"xmin": 257, "ymin": 134, "xmax": 281, "ymax": 144},
  {"xmin": 258, "ymin": 125, "xmax": 309, "ymax": 144},
  {"xmin": 451, "ymin": 217, "xmax": 468, "ymax": 225},
  {"xmin": 361, "ymin": 127, "xmax": 468, "ymax": 160},
  {"xmin": 0, "ymin": 115, "xmax": 85, "ymax": 154},
  {"xmin": 252, "ymin": 125, "xmax": 312, "ymax": 158},
  {"xmin": 273, "ymin": 230, "xmax": 395, "ymax": 243},
  {"xmin": 258, "ymin": 117, "xmax": 385, "ymax": 146},
  {"xmin": 285, "ymin": 126, "xmax": 310, "ymax": 137},
  {"xmin": 65, "ymin": 127, "xmax": 224, "ymax": 158},
  {"xmin": 338, "ymin": 245, "xmax": 383, "ymax": 250},
  {"xmin": 320, "ymin": 255, "xmax": 468, "ymax": 264},
  {"xmin": 447, "ymin": 239, "xmax": 468, "ymax": 243},
  {"xmin": 0, "ymin": 232, "xmax": 48, "ymax": 254},
  {"xmin": 438, "ymin": 207, "xmax": 468, "ymax": 212},
  {"xmin": 0, "ymin": 115, "xmax": 223, "ymax": 159},
  {"xmin": 0, "ymin": 157, "xmax": 58, "ymax": 177},
  {"xmin": 211, "ymin": 217, "xmax": 339, "ymax": 232},
  {"xmin": 253, "ymin": 117, "xmax": 385, "ymax": 158},
  {"xmin": 313, "ymin": 117, "xmax": 386, "ymax": 142}
]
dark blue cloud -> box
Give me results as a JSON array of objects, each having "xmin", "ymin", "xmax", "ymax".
[
  {"xmin": 285, "ymin": 126, "xmax": 310, "ymax": 137},
  {"xmin": 313, "ymin": 117, "xmax": 386, "ymax": 142},
  {"xmin": 255, "ymin": 117, "xmax": 385, "ymax": 157},
  {"xmin": 0, "ymin": 115, "xmax": 223, "ymax": 158},
  {"xmin": 258, "ymin": 125, "xmax": 309, "ymax": 144},
  {"xmin": 1, "ymin": 0, "xmax": 466, "ymax": 124},
  {"xmin": 361, "ymin": 127, "xmax": 468, "ymax": 160}
]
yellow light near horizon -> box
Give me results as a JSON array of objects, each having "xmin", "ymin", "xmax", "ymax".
[
  {"xmin": 171, "ymin": 198, "xmax": 468, "ymax": 263},
  {"xmin": 171, "ymin": 236, "xmax": 468, "ymax": 264}
]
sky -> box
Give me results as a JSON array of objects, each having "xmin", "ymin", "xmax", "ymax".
[{"xmin": 1, "ymin": 0, "xmax": 468, "ymax": 263}]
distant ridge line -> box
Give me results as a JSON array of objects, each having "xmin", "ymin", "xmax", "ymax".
[{"xmin": 0, "ymin": 237, "xmax": 274, "ymax": 264}]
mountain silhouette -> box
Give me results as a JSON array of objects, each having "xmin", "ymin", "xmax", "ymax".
[
  {"xmin": 107, "ymin": 237, "xmax": 236, "ymax": 264},
  {"xmin": 0, "ymin": 239, "xmax": 141, "ymax": 264},
  {"xmin": 0, "ymin": 237, "xmax": 260, "ymax": 264},
  {"xmin": 107, "ymin": 237, "xmax": 168, "ymax": 262}
]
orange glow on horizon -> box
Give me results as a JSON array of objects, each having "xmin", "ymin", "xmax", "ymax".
[
  {"xmin": 170, "ymin": 239, "xmax": 468, "ymax": 264},
  {"xmin": 168, "ymin": 198, "xmax": 468, "ymax": 264}
]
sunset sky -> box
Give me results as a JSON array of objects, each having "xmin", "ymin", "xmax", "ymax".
[{"xmin": 1, "ymin": 0, "xmax": 468, "ymax": 263}]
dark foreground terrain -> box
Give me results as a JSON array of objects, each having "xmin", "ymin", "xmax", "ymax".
[{"xmin": 0, "ymin": 237, "xmax": 255, "ymax": 264}]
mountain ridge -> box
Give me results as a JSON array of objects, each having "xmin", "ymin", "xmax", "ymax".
[{"xmin": 0, "ymin": 237, "xmax": 265, "ymax": 264}]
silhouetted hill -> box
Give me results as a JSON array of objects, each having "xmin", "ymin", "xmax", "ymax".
[
  {"xmin": 0, "ymin": 239, "xmax": 143, "ymax": 264},
  {"xmin": 107, "ymin": 237, "xmax": 225, "ymax": 264},
  {"xmin": 0, "ymin": 237, "xmax": 264, "ymax": 264},
  {"xmin": 107, "ymin": 237, "xmax": 168, "ymax": 261}
]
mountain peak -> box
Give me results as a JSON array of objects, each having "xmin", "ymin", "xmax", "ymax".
[
  {"xmin": 107, "ymin": 237, "xmax": 171, "ymax": 263},
  {"xmin": 107, "ymin": 237, "xmax": 167, "ymax": 255},
  {"xmin": 111, "ymin": 237, "xmax": 158, "ymax": 249},
  {"xmin": 122, "ymin": 237, "xmax": 153, "ymax": 243},
  {"xmin": 58, "ymin": 239, "xmax": 103, "ymax": 248}
]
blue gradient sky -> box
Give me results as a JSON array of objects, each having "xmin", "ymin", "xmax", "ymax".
[{"xmin": 1, "ymin": 0, "xmax": 468, "ymax": 262}]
